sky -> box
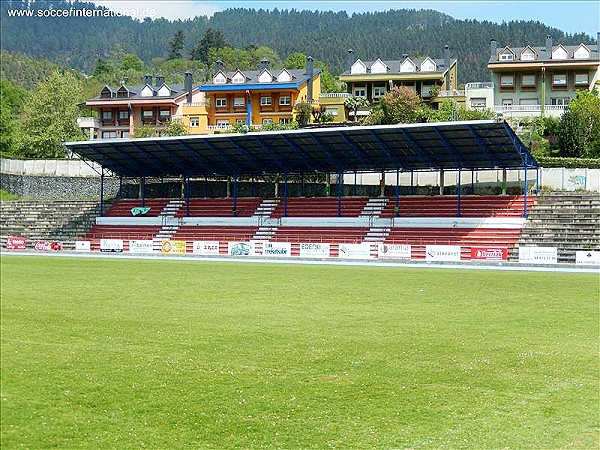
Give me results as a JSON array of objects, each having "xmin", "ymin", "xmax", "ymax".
[{"xmin": 91, "ymin": 0, "xmax": 600, "ymax": 38}]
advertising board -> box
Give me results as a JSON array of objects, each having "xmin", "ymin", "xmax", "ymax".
[
  {"xmin": 338, "ymin": 243, "xmax": 372, "ymax": 259},
  {"xmin": 378, "ymin": 243, "xmax": 411, "ymax": 259},
  {"xmin": 129, "ymin": 240, "xmax": 154, "ymax": 253},
  {"xmin": 5, "ymin": 237, "xmax": 27, "ymax": 250},
  {"xmin": 75, "ymin": 240, "xmax": 91, "ymax": 252},
  {"xmin": 34, "ymin": 241, "xmax": 63, "ymax": 251},
  {"xmin": 575, "ymin": 250, "xmax": 600, "ymax": 265},
  {"xmin": 470, "ymin": 247, "xmax": 508, "ymax": 261},
  {"xmin": 425, "ymin": 245, "xmax": 461, "ymax": 262},
  {"xmin": 299, "ymin": 242, "xmax": 330, "ymax": 258},
  {"xmin": 192, "ymin": 241, "xmax": 220, "ymax": 255},
  {"xmin": 228, "ymin": 241, "xmax": 251, "ymax": 256},
  {"xmin": 100, "ymin": 239, "xmax": 124, "ymax": 252},
  {"xmin": 518, "ymin": 246, "xmax": 558, "ymax": 264},
  {"xmin": 262, "ymin": 242, "xmax": 291, "ymax": 257},
  {"xmin": 160, "ymin": 240, "xmax": 186, "ymax": 254}
]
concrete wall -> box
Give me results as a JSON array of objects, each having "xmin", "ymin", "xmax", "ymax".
[
  {"xmin": 1, "ymin": 173, "xmax": 119, "ymax": 200},
  {"xmin": 1, "ymin": 158, "xmax": 102, "ymax": 177}
]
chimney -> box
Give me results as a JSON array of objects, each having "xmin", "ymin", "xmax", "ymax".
[
  {"xmin": 155, "ymin": 75, "xmax": 165, "ymax": 87},
  {"xmin": 490, "ymin": 39, "xmax": 497, "ymax": 60},
  {"xmin": 144, "ymin": 74, "xmax": 152, "ymax": 86},
  {"xmin": 259, "ymin": 58, "xmax": 270, "ymax": 72},
  {"xmin": 402, "ymin": 53, "xmax": 409, "ymax": 59},
  {"xmin": 346, "ymin": 49, "xmax": 355, "ymax": 71},
  {"xmin": 215, "ymin": 60, "xmax": 224, "ymax": 73},
  {"xmin": 184, "ymin": 71, "xmax": 193, "ymax": 104},
  {"xmin": 546, "ymin": 35, "xmax": 553, "ymax": 56},
  {"xmin": 444, "ymin": 45, "xmax": 451, "ymax": 88},
  {"xmin": 306, "ymin": 56, "xmax": 314, "ymax": 102}
]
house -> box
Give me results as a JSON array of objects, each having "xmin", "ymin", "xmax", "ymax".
[
  {"xmin": 79, "ymin": 72, "xmax": 201, "ymax": 139},
  {"xmin": 190, "ymin": 57, "xmax": 321, "ymax": 132},
  {"xmin": 338, "ymin": 46, "xmax": 460, "ymax": 120},
  {"xmin": 487, "ymin": 33, "xmax": 600, "ymax": 121}
]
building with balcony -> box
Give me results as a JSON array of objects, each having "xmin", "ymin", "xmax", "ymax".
[
  {"xmin": 79, "ymin": 72, "xmax": 201, "ymax": 139},
  {"xmin": 196, "ymin": 58, "xmax": 321, "ymax": 131},
  {"xmin": 488, "ymin": 33, "xmax": 600, "ymax": 121},
  {"xmin": 338, "ymin": 46, "xmax": 459, "ymax": 119}
]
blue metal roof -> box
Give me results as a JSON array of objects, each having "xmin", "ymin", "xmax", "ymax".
[{"xmin": 65, "ymin": 121, "xmax": 538, "ymax": 178}]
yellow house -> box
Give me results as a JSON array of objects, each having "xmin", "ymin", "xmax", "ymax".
[{"xmin": 192, "ymin": 57, "xmax": 321, "ymax": 132}]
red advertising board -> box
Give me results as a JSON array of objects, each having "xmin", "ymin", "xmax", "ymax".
[
  {"xmin": 470, "ymin": 247, "xmax": 508, "ymax": 261},
  {"xmin": 6, "ymin": 237, "xmax": 27, "ymax": 250},
  {"xmin": 33, "ymin": 241, "xmax": 63, "ymax": 251}
]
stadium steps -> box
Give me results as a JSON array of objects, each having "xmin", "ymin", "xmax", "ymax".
[
  {"xmin": 1, "ymin": 200, "xmax": 107, "ymax": 249},
  {"xmin": 253, "ymin": 199, "xmax": 280, "ymax": 217},
  {"xmin": 363, "ymin": 227, "xmax": 391, "ymax": 242},
  {"xmin": 160, "ymin": 199, "xmax": 185, "ymax": 217},
  {"xmin": 510, "ymin": 192, "xmax": 600, "ymax": 263},
  {"xmin": 253, "ymin": 226, "xmax": 278, "ymax": 240},
  {"xmin": 359, "ymin": 198, "xmax": 388, "ymax": 217}
]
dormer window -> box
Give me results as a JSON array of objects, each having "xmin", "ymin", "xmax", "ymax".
[
  {"xmin": 399, "ymin": 58, "xmax": 416, "ymax": 73},
  {"xmin": 213, "ymin": 72, "xmax": 227, "ymax": 84},
  {"xmin": 420, "ymin": 58, "xmax": 436, "ymax": 72},
  {"xmin": 277, "ymin": 69, "xmax": 292, "ymax": 82},
  {"xmin": 573, "ymin": 44, "xmax": 591, "ymax": 59},
  {"xmin": 157, "ymin": 85, "xmax": 171, "ymax": 96},
  {"xmin": 520, "ymin": 47, "xmax": 536, "ymax": 61},
  {"xmin": 100, "ymin": 86, "xmax": 113, "ymax": 98},
  {"xmin": 552, "ymin": 45, "xmax": 568, "ymax": 60},
  {"xmin": 499, "ymin": 48, "xmax": 515, "ymax": 61},
  {"xmin": 371, "ymin": 59, "xmax": 388, "ymax": 74},
  {"xmin": 258, "ymin": 69, "xmax": 273, "ymax": 83},
  {"xmin": 140, "ymin": 85, "xmax": 154, "ymax": 97},
  {"xmin": 350, "ymin": 60, "xmax": 367, "ymax": 75},
  {"xmin": 116, "ymin": 86, "xmax": 129, "ymax": 98},
  {"xmin": 232, "ymin": 70, "xmax": 246, "ymax": 84}
]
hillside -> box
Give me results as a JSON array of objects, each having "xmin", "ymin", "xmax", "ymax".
[{"xmin": 0, "ymin": 0, "xmax": 595, "ymax": 84}]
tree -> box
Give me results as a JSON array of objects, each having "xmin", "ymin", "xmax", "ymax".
[
  {"xmin": 427, "ymin": 100, "xmax": 495, "ymax": 122},
  {"xmin": 132, "ymin": 125, "xmax": 158, "ymax": 138},
  {"xmin": 120, "ymin": 54, "xmax": 143, "ymax": 72},
  {"xmin": 161, "ymin": 119, "xmax": 188, "ymax": 137},
  {"xmin": 557, "ymin": 90, "xmax": 600, "ymax": 158},
  {"xmin": 168, "ymin": 30, "xmax": 185, "ymax": 60},
  {"xmin": 92, "ymin": 58, "xmax": 114, "ymax": 78},
  {"xmin": 363, "ymin": 86, "xmax": 428, "ymax": 125},
  {"xmin": 344, "ymin": 96, "xmax": 370, "ymax": 122},
  {"xmin": 294, "ymin": 102, "xmax": 313, "ymax": 126},
  {"xmin": 17, "ymin": 70, "xmax": 83, "ymax": 158},
  {"xmin": 190, "ymin": 28, "xmax": 227, "ymax": 63}
]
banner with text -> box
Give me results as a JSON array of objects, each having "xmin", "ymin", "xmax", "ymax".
[
  {"xmin": 75, "ymin": 240, "xmax": 91, "ymax": 252},
  {"xmin": 129, "ymin": 240, "xmax": 154, "ymax": 253},
  {"xmin": 228, "ymin": 241, "xmax": 251, "ymax": 256},
  {"xmin": 378, "ymin": 243, "xmax": 411, "ymax": 259},
  {"xmin": 338, "ymin": 243, "xmax": 373, "ymax": 259},
  {"xmin": 160, "ymin": 240, "xmax": 186, "ymax": 254},
  {"xmin": 261, "ymin": 242, "xmax": 292, "ymax": 257},
  {"xmin": 299, "ymin": 242, "xmax": 330, "ymax": 258},
  {"xmin": 575, "ymin": 250, "xmax": 600, "ymax": 265},
  {"xmin": 100, "ymin": 239, "xmax": 124, "ymax": 252},
  {"xmin": 470, "ymin": 247, "xmax": 508, "ymax": 261},
  {"xmin": 192, "ymin": 241, "xmax": 220, "ymax": 255},
  {"xmin": 425, "ymin": 245, "xmax": 461, "ymax": 262},
  {"xmin": 34, "ymin": 241, "xmax": 63, "ymax": 251},
  {"xmin": 518, "ymin": 246, "xmax": 558, "ymax": 264},
  {"xmin": 6, "ymin": 237, "xmax": 27, "ymax": 250}
]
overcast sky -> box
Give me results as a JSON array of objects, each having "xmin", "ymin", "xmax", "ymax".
[{"xmin": 91, "ymin": 1, "xmax": 599, "ymax": 38}]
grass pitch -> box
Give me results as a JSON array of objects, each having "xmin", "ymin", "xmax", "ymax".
[{"xmin": 1, "ymin": 255, "xmax": 598, "ymax": 449}]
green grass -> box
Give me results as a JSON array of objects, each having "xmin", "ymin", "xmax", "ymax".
[
  {"xmin": 0, "ymin": 190, "xmax": 20, "ymax": 201},
  {"xmin": 1, "ymin": 255, "xmax": 598, "ymax": 449}
]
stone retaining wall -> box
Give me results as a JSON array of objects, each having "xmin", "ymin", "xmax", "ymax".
[{"xmin": 0, "ymin": 173, "xmax": 119, "ymax": 200}]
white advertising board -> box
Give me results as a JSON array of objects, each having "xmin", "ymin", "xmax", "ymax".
[
  {"xmin": 575, "ymin": 250, "xmax": 600, "ymax": 266},
  {"xmin": 338, "ymin": 243, "xmax": 372, "ymax": 259},
  {"xmin": 228, "ymin": 241, "xmax": 251, "ymax": 256},
  {"xmin": 192, "ymin": 241, "xmax": 220, "ymax": 255},
  {"xmin": 299, "ymin": 242, "xmax": 330, "ymax": 258},
  {"xmin": 378, "ymin": 243, "xmax": 411, "ymax": 259},
  {"xmin": 129, "ymin": 240, "xmax": 154, "ymax": 253},
  {"xmin": 518, "ymin": 246, "xmax": 558, "ymax": 264},
  {"xmin": 425, "ymin": 245, "xmax": 461, "ymax": 262},
  {"xmin": 100, "ymin": 238, "xmax": 124, "ymax": 252},
  {"xmin": 261, "ymin": 242, "xmax": 292, "ymax": 257},
  {"xmin": 74, "ymin": 240, "xmax": 91, "ymax": 252}
]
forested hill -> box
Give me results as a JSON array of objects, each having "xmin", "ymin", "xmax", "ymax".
[{"xmin": 1, "ymin": 0, "xmax": 595, "ymax": 83}]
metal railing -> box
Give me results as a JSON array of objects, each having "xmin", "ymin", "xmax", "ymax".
[
  {"xmin": 319, "ymin": 93, "xmax": 352, "ymax": 98},
  {"xmin": 493, "ymin": 104, "xmax": 568, "ymax": 113}
]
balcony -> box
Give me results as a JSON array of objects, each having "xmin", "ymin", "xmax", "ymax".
[
  {"xmin": 493, "ymin": 104, "xmax": 568, "ymax": 118},
  {"xmin": 435, "ymin": 89, "xmax": 466, "ymax": 98},
  {"xmin": 76, "ymin": 117, "xmax": 100, "ymax": 129},
  {"xmin": 319, "ymin": 93, "xmax": 352, "ymax": 99}
]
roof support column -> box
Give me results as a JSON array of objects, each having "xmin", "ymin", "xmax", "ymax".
[
  {"xmin": 301, "ymin": 172, "xmax": 305, "ymax": 197},
  {"xmin": 204, "ymin": 176, "xmax": 208, "ymax": 198},
  {"xmin": 185, "ymin": 176, "xmax": 191, "ymax": 217},
  {"xmin": 439, "ymin": 169, "xmax": 444, "ymax": 196},
  {"xmin": 410, "ymin": 171, "xmax": 415, "ymax": 195},
  {"xmin": 118, "ymin": 175, "xmax": 123, "ymax": 199},
  {"xmin": 337, "ymin": 170, "xmax": 343, "ymax": 217},
  {"xmin": 471, "ymin": 170, "xmax": 475, "ymax": 195},
  {"xmin": 141, "ymin": 177, "xmax": 146, "ymax": 208},
  {"xmin": 395, "ymin": 169, "xmax": 400, "ymax": 218},
  {"xmin": 502, "ymin": 168, "xmax": 507, "ymax": 195},
  {"xmin": 535, "ymin": 167, "xmax": 539, "ymax": 195},
  {"xmin": 283, "ymin": 173, "xmax": 288, "ymax": 218},
  {"xmin": 523, "ymin": 155, "xmax": 529, "ymax": 218},
  {"xmin": 457, "ymin": 168, "xmax": 462, "ymax": 217},
  {"xmin": 353, "ymin": 171, "xmax": 357, "ymax": 196},
  {"xmin": 233, "ymin": 175, "xmax": 238, "ymax": 217},
  {"xmin": 99, "ymin": 168, "xmax": 105, "ymax": 217}
]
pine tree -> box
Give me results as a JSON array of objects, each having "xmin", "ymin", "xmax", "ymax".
[{"xmin": 168, "ymin": 30, "xmax": 185, "ymax": 60}]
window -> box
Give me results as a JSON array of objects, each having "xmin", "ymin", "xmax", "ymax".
[
  {"xmin": 159, "ymin": 109, "xmax": 170, "ymax": 118},
  {"xmin": 216, "ymin": 98, "xmax": 227, "ymax": 107},
  {"xmin": 325, "ymin": 108, "xmax": 338, "ymax": 116},
  {"xmin": 121, "ymin": 131, "xmax": 129, "ymax": 138},
  {"xmin": 500, "ymin": 51, "xmax": 514, "ymax": 61},
  {"xmin": 213, "ymin": 73, "xmax": 226, "ymax": 84},
  {"xmin": 216, "ymin": 120, "xmax": 230, "ymax": 128},
  {"xmin": 189, "ymin": 117, "xmax": 199, "ymax": 127},
  {"xmin": 260, "ymin": 96, "xmax": 272, "ymax": 106},
  {"xmin": 421, "ymin": 84, "xmax": 434, "ymax": 97},
  {"xmin": 470, "ymin": 98, "xmax": 486, "ymax": 108},
  {"xmin": 519, "ymin": 99, "xmax": 538, "ymax": 106},
  {"xmin": 236, "ymin": 119, "xmax": 245, "ymax": 124},
  {"xmin": 118, "ymin": 110, "xmax": 129, "ymax": 120},
  {"xmin": 521, "ymin": 48, "xmax": 536, "ymax": 61},
  {"xmin": 232, "ymin": 72, "xmax": 245, "ymax": 84},
  {"xmin": 501, "ymin": 99, "xmax": 513, "ymax": 107},
  {"xmin": 101, "ymin": 131, "xmax": 116, "ymax": 139},
  {"xmin": 279, "ymin": 118, "xmax": 292, "ymax": 124},
  {"xmin": 552, "ymin": 73, "xmax": 567, "ymax": 86},
  {"xmin": 550, "ymin": 97, "xmax": 570, "ymax": 106},
  {"xmin": 500, "ymin": 74, "xmax": 514, "ymax": 87},
  {"xmin": 353, "ymin": 86, "xmax": 366, "ymax": 97},
  {"xmin": 234, "ymin": 97, "xmax": 245, "ymax": 107},
  {"xmin": 102, "ymin": 110, "xmax": 113, "ymax": 120},
  {"xmin": 279, "ymin": 95, "xmax": 291, "ymax": 106},
  {"xmin": 373, "ymin": 87, "xmax": 386, "ymax": 98},
  {"xmin": 575, "ymin": 73, "xmax": 589, "ymax": 85},
  {"xmin": 521, "ymin": 74, "xmax": 536, "ymax": 87},
  {"xmin": 574, "ymin": 45, "xmax": 591, "ymax": 59},
  {"xmin": 262, "ymin": 118, "xmax": 273, "ymax": 125},
  {"xmin": 142, "ymin": 110, "xmax": 154, "ymax": 118}
]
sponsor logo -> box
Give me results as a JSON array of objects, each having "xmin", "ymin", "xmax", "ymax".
[
  {"xmin": 230, "ymin": 242, "xmax": 250, "ymax": 256},
  {"xmin": 6, "ymin": 237, "xmax": 27, "ymax": 250},
  {"xmin": 471, "ymin": 247, "xmax": 507, "ymax": 261},
  {"xmin": 34, "ymin": 241, "xmax": 63, "ymax": 251}
]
